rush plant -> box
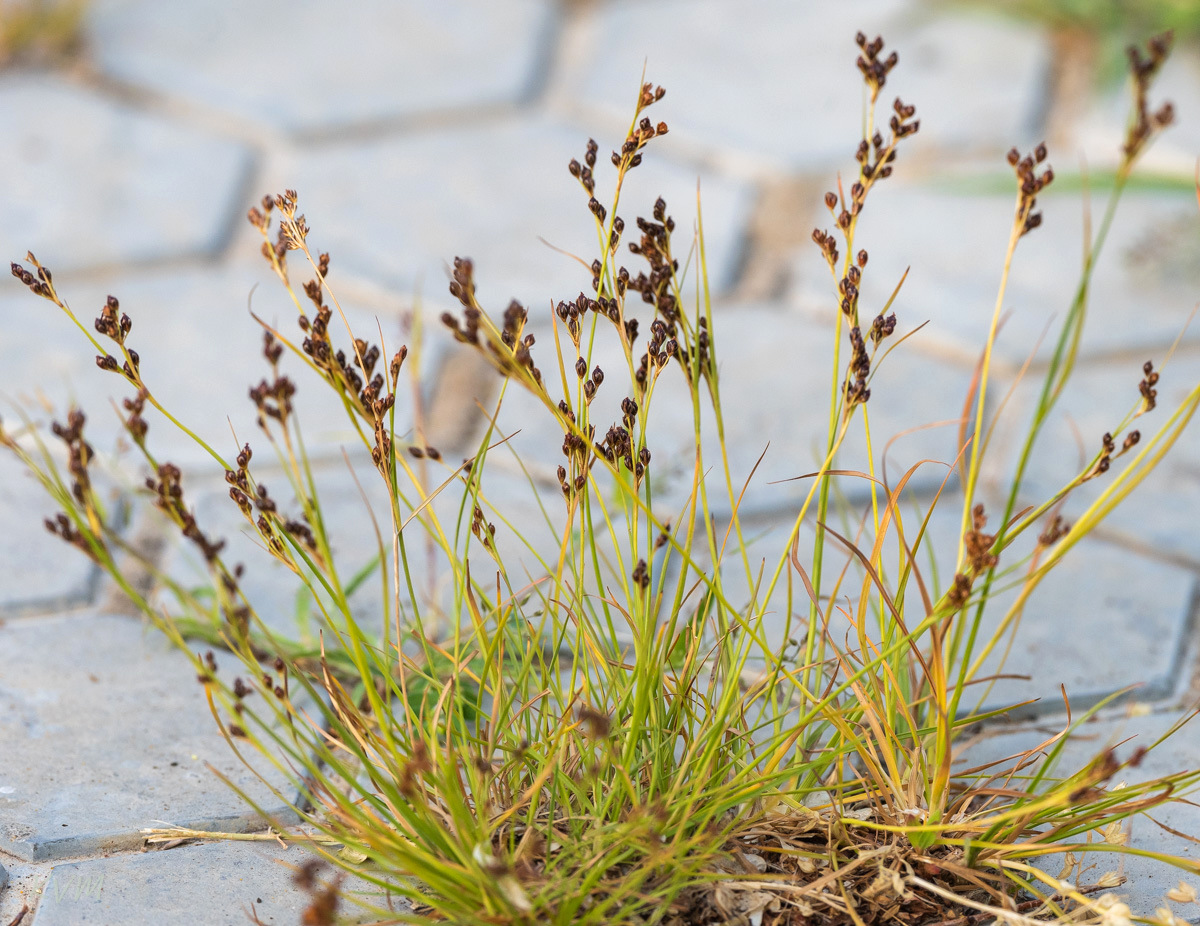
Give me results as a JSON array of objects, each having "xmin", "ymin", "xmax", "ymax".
[{"xmin": 4, "ymin": 29, "xmax": 1198, "ymax": 926}]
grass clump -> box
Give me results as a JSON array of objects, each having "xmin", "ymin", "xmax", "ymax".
[{"xmin": 4, "ymin": 27, "xmax": 1200, "ymax": 926}]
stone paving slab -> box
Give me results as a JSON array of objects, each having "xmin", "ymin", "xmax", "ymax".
[
  {"xmin": 157, "ymin": 452, "xmax": 629, "ymax": 646},
  {"xmin": 984, "ymin": 349, "xmax": 1200, "ymax": 569},
  {"xmin": 0, "ymin": 612, "xmax": 298, "ymax": 862},
  {"xmin": 0, "ymin": 455, "xmax": 99, "ymax": 614},
  {"xmin": 790, "ymin": 185, "xmax": 1199, "ymax": 369},
  {"xmin": 481, "ymin": 303, "xmax": 979, "ymax": 517},
  {"xmin": 159, "ymin": 459, "xmax": 405, "ymax": 643},
  {"xmin": 0, "ymin": 856, "xmax": 44, "ymax": 926},
  {"xmin": 889, "ymin": 494, "xmax": 1197, "ymax": 716},
  {"xmin": 0, "ymin": 74, "xmax": 249, "ymax": 273},
  {"xmin": 1, "ymin": 262, "xmax": 428, "ymax": 470},
  {"xmin": 559, "ymin": 0, "xmax": 1048, "ymax": 174},
  {"xmin": 967, "ymin": 535, "xmax": 1195, "ymax": 715},
  {"xmin": 30, "ymin": 840, "xmax": 390, "ymax": 925},
  {"xmin": 699, "ymin": 488, "xmax": 1195, "ymax": 717},
  {"xmin": 646, "ymin": 305, "xmax": 978, "ymax": 511},
  {"xmin": 958, "ymin": 708, "xmax": 1200, "ymax": 917},
  {"xmin": 252, "ymin": 114, "xmax": 753, "ymax": 321},
  {"xmin": 88, "ymin": 0, "xmax": 557, "ymax": 137}
]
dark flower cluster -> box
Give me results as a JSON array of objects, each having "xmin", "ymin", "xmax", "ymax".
[
  {"xmin": 947, "ymin": 506, "xmax": 1000, "ymax": 611},
  {"xmin": 1005, "ymin": 143, "xmax": 1054, "ymax": 237},
  {"xmin": 248, "ymin": 331, "xmax": 296, "ymax": 428},
  {"xmin": 1139, "ymin": 359, "xmax": 1159, "ymax": 412},
  {"xmin": 41, "ymin": 407, "xmax": 103, "ymax": 563},
  {"xmin": 1124, "ymin": 31, "xmax": 1175, "ymax": 160},
  {"xmin": 147, "ymin": 461, "xmax": 225, "ymax": 563},
  {"xmin": 10, "ymin": 254, "xmax": 53, "ymax": 298},
  {"xmin": 855, "ymin": 31, "xmax": 898, "ymax": 103},
  {"xmin": 250, "ymin": 191, "xmax": 409, "ymax": 475}
]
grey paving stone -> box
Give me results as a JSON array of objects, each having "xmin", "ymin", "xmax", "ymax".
[
  {"xmin": 0, "ymin": 454, "xmax": 99, "ymax": 614},
  {"xmin": 895, "ymin": 497, "xmax": 1195, "ymax": 716},
  {"xmin": 790, "ymin": 184, "xmax": 1199, "ymax": 369},
  {"xmin": 31, "ymin": 840, "xmax": 390, "ymax": 925},
  {"xmin": 0, "ymin": 612, "xmax": 298, "ymax": 862},
  {"xmin": 158, "ymin": 459, "xmax": 408, "ymax": 642},
  {"xmin": 560, "ymin": 0, "xmax": 1048, "ymax": 173},
  {"xmin": 480, "ymin": 303, "xmax": 978, "ymax": 517},
  {"xmin": 157, "ymin": 453, "xmax": 623, "ymax": 645},
  {"xmin": 986, "ymin": 349, "xmax": 1200, "ymax": 569},
  {"xmin": 966, "ymin": 535, "xmax": 1195, "ymax": 715},
  {"xmin": 253, "ymin": 115, "xmax": 752, "ymax": 323},
  {"xmin": 1, "ymin": 262, "xmax": 425, "ymax": 470},
  {"xmin": 88, "ymin": 0, "xmax": 556, "ymax": 136},
  {"xmin": 0, "ymin": 74, "xmax": 249, "ymax": 273},
  {"xmin": 0, "ymin": 856, "xmax": 48, "ymax": 926},
  {"xmin": 959, "ymin": 709, "xmax": 1200, "ymax": 916},
  {"xmin": 0, "ymin": 858, "xmax": 7, "ymax": 892},
  {"xmin": 695, "ymin": 487, "xmax": 1193, "ymax": 717},
  {"xmin": 649, "ymin": 306, "xmax": 978, "ymax": 512}
]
